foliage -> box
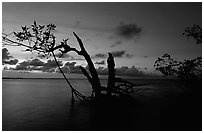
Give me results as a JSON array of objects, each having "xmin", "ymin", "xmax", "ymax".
[
  {"xmin": 154, "ymin": 54, "xmax": 181, "ymax": 76},
  {"xmin": 183, "ymin": 25, "xmax": 202, "ymax": 45},
  {"xmin": 3, "ymin": 21, "xmax": 78, "ymax": 59},
  {"xmin": 154, "ymin": 55, "xmax": 202, "ymax": 81},
  {"xmin": 155, "ymin": 25, "xmax": 202, "ymax": 82}
]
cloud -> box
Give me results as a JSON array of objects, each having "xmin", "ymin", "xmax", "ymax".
[
  {"xmin": 111, "ymin": 50, "xmax": 133, "ymax": 58},
  {"xmin": 2, "ymin": 48, "xmax": 19, "ymax": 65},
  {"xmin": 15, "ymin": 58, "xmax": 44, "ymax": 71},
  {"xmin": 3, "ymin": 59, "xmax": 19, "ymax": 65},
  {"xmin": 15, "ymin": 58, "xmax": 45, "ymax": 70},
  {"xmin": 66, "ymin": 57, "xmax": 85, "ymax": 61},
  {"xmin": 42, "ymin": 59, "xmax": 63, "ymax": 72},
  {"xmin": 144, "ymin": 56, "xmax": 148, "ymax": 58},
  {"xmin": 44, "ymin": 59, "xmax": 63, "ymax": 67},
  {"xmin": 93, "ymin": 51, "xmax": 133, "ymax": 59},
  {"xmin": 95, "ymin": 66, "xmax": 144, "ymax": 76},
  {"xmin": 115, "ymin": 22, "xmax": 142, "ymax": 39},
  {"xmin": 109, "ymin": 22, "xmax": 142, "ymax": 47},
  {"xmin": 55, "ymin": 53, "xmax": 72, "ymax": 58},
  {"xmin": 92, "ymin": 53, "xmax": 107, "ymax": 59},
  {"xmin": 55, "ymin": 53, "xmax": 85, "ymax": 61},
  {"xmin": 36, "ymin": 54, "xmax": 45, "ymax": 59},
  {"xmin": 2, "ymin": 48, "xmax": 12, "ymax": 60},
  {"xmin": 62, "ymin": 61, "xmax": 82, "ymax": 73},
  {"xmin": 111, "ymin": 50, "xmax": 126, "ymax": 58},
  {"xmin": 115, "ymin": 66, "xmax": 144, "ymax": 76},
  {"xmin": 95, "ymin": 60, "xmax": 105, "ymax": 65},
  {"xmin": 29, "ymin": 58, "xmax": 45, "ymax": 66},
  {"xmin": 15, "ymin": 61, "xmax": 30, "ymax": 70},
  {"xmin": 126, "ymin": 53, "xmax": 134, "ymax": 58},
  {"xmin": 14, "ymin": 58, "xmax": 63, "ymax": 72},
  {"xmin": 64, "ymin": 62, "xmax": 76, "ymax": 67}
]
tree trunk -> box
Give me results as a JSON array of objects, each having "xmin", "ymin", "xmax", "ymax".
[
  {"xmin": 107, "ymin": 53, "xmax": 115, "ymax": 96},
  {"xmin": 73, "ymin": 32, "xmax": 101, "ymax": 98}
]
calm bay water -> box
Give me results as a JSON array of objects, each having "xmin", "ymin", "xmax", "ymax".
[
  {"xmin": 3, "ymin": 79, "xmax": 102, "ymax": 130},
  {"xmin": 2, "ymin": 78, "xmax": 184, "ymax": 131}
]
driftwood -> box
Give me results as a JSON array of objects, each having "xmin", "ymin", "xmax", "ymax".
[{"xmin": 70, "ymin": 33, "xmax": 135, "ymax": 101}]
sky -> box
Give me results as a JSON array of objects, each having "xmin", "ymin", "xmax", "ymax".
[{"xmin": 2, "ymin": 2, "xmax": 202, "ymax": 74}]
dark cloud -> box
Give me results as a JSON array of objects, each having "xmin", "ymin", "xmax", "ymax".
[
  {"xmin": 15, "ymin": 61, "xmax": 30, "ymax": 70},
  {"xmin": 29, "ymin": 58, "xmax": 45, "ymax": 66},
  {"xmin": 13, "ymin": 58, "xmax": 81, "ymax": 73},
  {"xmin": 15, "ymin": 59, "xmax": 44, "ymax": 71},
  {"xmin": 126, "ymin": 53, "xmax": 134, "ymax": 58},
  {"xmin": 41, "ymin": 59, "xmax": 63, "ymax": 72},
  {"xmin": 95, "ymin": 60, "xmax": 105, "ymax": 65},
  {"xmin": 15, "ymin": 58, "xmax": 45, "ymax": 70},
  {"xmin": 92, "ymin": 53, "xmax": 107, "ymax": 59},
  {"xmin": 36, "ymin": 54, "xmax": 45, "ymax": 59},
  {"xmin": 115, "ymin": 66, "xmax": 144, "ymax": 76},
  {"xmin": 55, "ymin": 53, "xmax": 85, "ymax": 61},
  {"xmin": 111, "ymin": 50, "xmax": 126, "ymax": 58},
  {"xmin": 64, "ymin": 62, "xmax": 76, "ymax": 67},
  {"xmin": 45, "ymin": 60, "xmax": 63, "ymax": 67},
  {"xmin": 144, "ymin": 56, "xmax": 148, "ymax": 58},
  {"xmin": 14, "ymin": 58, "xmax": 63, "ymax": 72},
  {"xmin": 2, "ymin": 48, "xmax": 12, "ymax": 60},
  {"xmin": 62, "ymin": 61, "xmax": 82, "ymax": 73},
  {"xmin": 2, "ymin": 48, "xmax": 18, "ymax": 65},
  {"xmin": 109, "ymin": 22, "xmax": 142, "ymax": 47},
  {"xmin": 67, "ymin": 57, "xmax": 85, "ymax": 61},
  {"xmin": 115, "ymin": 22, "xmax": 142, "ymax": 39},
  {"xmin": 55, "ymin": 53, "xmax": 72, "ymax": 58},
  {"xmin": 3, "ymin": 59, "xmax": 18, "ymax": 65},
  {"xmin": 111, "ymin": 51, "xmax": 134, "ymax": 58},
  {"xmin": 95, "ymin": 66, "xmax": 144, "ymax": 76},
  {"xmin": 93, "ymin": 51, "xmax": 133, "ymax": 59}
]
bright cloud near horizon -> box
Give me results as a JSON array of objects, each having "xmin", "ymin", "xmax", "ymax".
[{"xmin": 2, "ymin": 2, "xmax": 202, "ymax": 74}]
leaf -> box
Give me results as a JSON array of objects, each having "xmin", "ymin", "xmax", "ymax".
[
  {"xmin": 25, "ymin": 49, "xmax": 30, "ymax": 51},
  {"xmin": 21, "ymin": 26, "xmax": 27, "ymax": 31},
  {"xmin": 34, "ymin": 21, "xmax": 37, "ymax": 26},
  {"xmin": 39, "ymin": 25, "xmax": 45, "ymax": 30}
]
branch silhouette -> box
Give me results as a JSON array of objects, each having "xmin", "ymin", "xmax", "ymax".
[{"xmin": 2, "ymin": 21, "xmax": 135, "ymax": 102}]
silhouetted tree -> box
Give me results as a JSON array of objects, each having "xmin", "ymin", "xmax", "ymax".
[
  {"xmin": 154, "ymin": 25, "xmax": 202, "ymax": 88},
  {"xmin": 107, "ymin": 53, "xmax": 115, "ymax": 96},
  {"xmin": 2, "ymin": 21, "xmax": 101, "ymax": 100},
  {"xmin": 3, "ymin": 21, "xmax": 135, "ymax": 102}
]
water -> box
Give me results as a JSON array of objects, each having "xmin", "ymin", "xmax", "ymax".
[
  {"xmin": 3, "ymin": 79, "xmax": 98, "ymax": 130},
  {"xmin": 2, "ymin": 78, "xmax": 185, "ymax": 131}
]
